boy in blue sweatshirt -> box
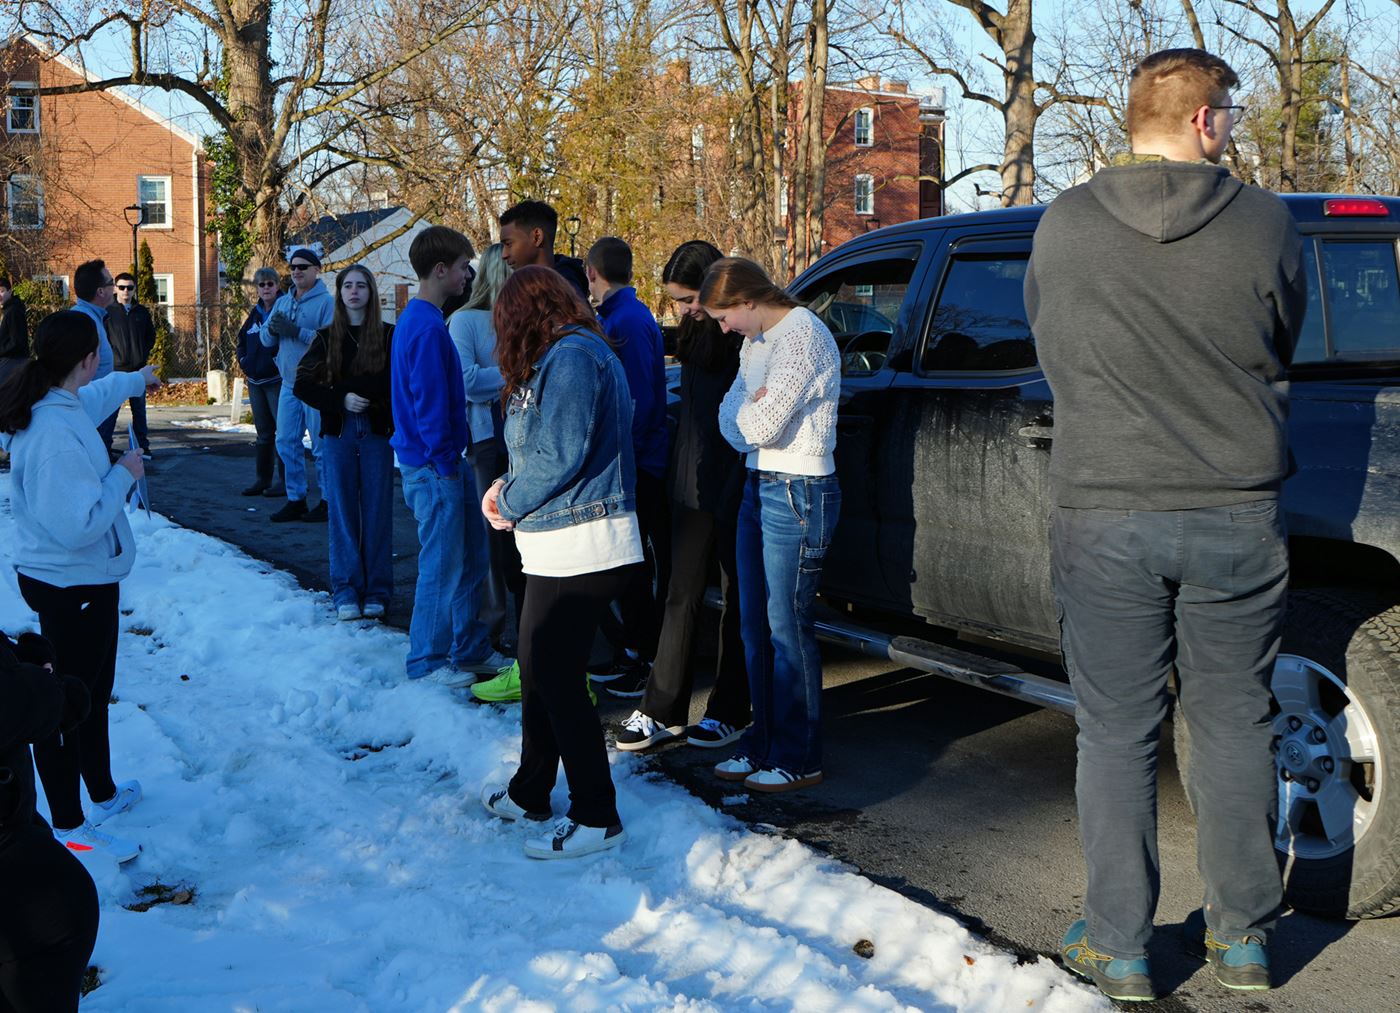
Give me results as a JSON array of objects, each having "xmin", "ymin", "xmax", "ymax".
[
  {"xmin": 391, "ymin": 226, "xmax": 510, "ymax": 684},
  {"xmin": 585, "ymin": 237, "xmax": 670, "ymax": 697}
]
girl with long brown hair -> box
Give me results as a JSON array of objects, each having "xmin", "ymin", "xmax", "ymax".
[
  {"xmin": 478, "ymin": 265, "xmax": 641, "ymax": 859},
  {"xmin": 293, "ymin": 265, "xmax": 395, "ymax": 621}
]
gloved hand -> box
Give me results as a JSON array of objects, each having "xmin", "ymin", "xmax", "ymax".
[
  {"xmin": 57, "ymin": 675, "xmax": 90, "ymax": 733},
  {"xmin": 268, "ymin": 310, "xmax": 299, "ymax": 339},
  {"xmin": 343, "ymin": 393, "xmax": 370, "ymax": 413}
]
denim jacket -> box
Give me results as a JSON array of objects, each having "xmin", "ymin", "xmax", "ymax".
[{"xmin": 497, "ymin": 327, "xmax": 636, "ymax": 533}]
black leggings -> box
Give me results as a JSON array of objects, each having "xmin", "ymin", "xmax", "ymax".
[
  {"xmin": 0, "ymin": 825, "xmax": 99, "ymax": 1013},
  {"xmin": 509, "ymin": 564, "xmax": 636, "ymax": 827},
  {"xmin": 17, "ymin": 576, "xmax": 120, "ymax": 831}
]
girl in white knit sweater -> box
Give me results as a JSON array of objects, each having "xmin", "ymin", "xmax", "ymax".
[{"xmin": 702, "ymin": 258, "xmax": 841, "ymax": 793}]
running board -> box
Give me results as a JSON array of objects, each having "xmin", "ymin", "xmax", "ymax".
[{"xmin": 705, "ymin": 590, "xmax": 1077, "ymax": 715}]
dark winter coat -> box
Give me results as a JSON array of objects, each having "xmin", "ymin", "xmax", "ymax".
[
  {"xmin": 236, "ymin": 304, "xmax": 281, "ymax": 384},
  {"xmin": 668, "ymin": 350, "xmax": 745, "ymax": 518},
  {"xmin": 0, "ymin": 294, "xmax": 28, "ymax": 361},
  {"xmin": 105, "ymin": 302, "xmax": 157, "ymax": 372},
  {"xmin": 0, "ymin": 633, "xmax": 68, "ymax": 849},
  {"xmin": 293, "ymin": 322, "xmax": 395, "ymax": 438},
  {"xmin": 553, "ymin": 254, "xmax": 591, "ymax": 306}
]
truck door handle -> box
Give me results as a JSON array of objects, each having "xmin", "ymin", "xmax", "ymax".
[{"xmin": 1016, "ymin": 424, "xmax": 1054, "ymax": 442}]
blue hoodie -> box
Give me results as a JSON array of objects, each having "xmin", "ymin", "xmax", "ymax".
[
  {"xmin": 72, "ymin": 299, "xmax": 114, "ymax": 380},
  {"xmin": 258, "ymin": 279, "xmax": 334, "ymax": 383},
  {"xmin": 389, "ymin": 298, "xmax": 469, "ymax": 477},
  {"xmin": 596, "ymin": 286, "xmax": 668, "ymax": 478}
]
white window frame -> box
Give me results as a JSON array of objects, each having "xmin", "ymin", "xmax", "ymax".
[
  {"xmin": 854, "ymin": 107, "xmax": 874, "ymax": 147},
  {"xmin": 6, "ymin": 83, "xmax": 39, "ymax": 134},
  {"xmin": 778, "ymin": 176, "xmax": 789, "ymax": 220},
  {"xmin": 854, "ymin": 174, "xmax": 875, "ymax": 216},
  {"xmin": 6, "ymin": 174, "xmax": 44, "ymax": 229},
  {"xmin": 152, "ymin": 273, "xmax": 174, "ymax": 326},
  {"xmin": 33, "ymin": 275, "xmax": 68, "ymax": 301},
  {"xmin": 137, "ymin": 175, "xmax": 173, "ymax": 229}
]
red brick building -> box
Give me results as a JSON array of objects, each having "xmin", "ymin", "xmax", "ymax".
[
  {"xmin": 1, "ymin": 36, "xmax": 217, "ymax": 319},
  {"xmin": 788, "ymin": 75, "xmax": 946, "ymax": 259}
]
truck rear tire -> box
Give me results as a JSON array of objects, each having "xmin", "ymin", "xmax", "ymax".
[{"xmin": 1174, "ymin": 587, "xmax": 1400, "ymax": 919}]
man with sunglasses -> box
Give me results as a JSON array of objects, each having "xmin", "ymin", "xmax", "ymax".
[
  {"xmin": 259, "ymin": 248, "xmax": 334, "ymax": 522},
  {"xmin": 70, "ymin": 260, "xmax": 119, "ymax": 447},
  {"xmin": 105, "ymin": 273, "xmax": 156, "ymax": 459}
]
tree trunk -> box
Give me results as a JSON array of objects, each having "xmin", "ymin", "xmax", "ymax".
[
  {"xmin": 1277, "ymin": 6, "xmax": 1302, "ymax": 192},
  {"xmin": 805, "ymin": 1, "xmax": 830, "ymax": 265},
  {"xmin": 224, "ymin": 2, "xmax": 281, "ymax": 269},
  {"xmin": 1000, "ymin": 0, "xmax": 1037, "ymax": 206}
]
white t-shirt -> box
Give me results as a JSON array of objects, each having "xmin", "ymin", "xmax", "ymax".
[{"xmin": 514, "ymin": 511, "xmax": 644, "ymax": 578}]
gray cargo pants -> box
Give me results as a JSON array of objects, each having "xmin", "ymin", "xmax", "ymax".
[{"xmin": 1050, "ymin": 500, "xmax": 1287, "ymax": 959}]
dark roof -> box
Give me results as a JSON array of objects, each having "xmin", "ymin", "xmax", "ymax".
[{"xmin": 289, "ymin": 207, "xmax": 403, "ymax": 256}]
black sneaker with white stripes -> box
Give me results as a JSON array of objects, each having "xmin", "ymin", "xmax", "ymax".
[
  {"xmin": 615, "ymin": 710, "xmax": 684, "ymax": 751},
  {"xmin": 603, "ymin": 662, "xmax": 649, "ymax": 699},
  {"xmin": 685, "ymin": 717, "xmax": 745, "ymax": 748},
  {"xmin": 524, "ymin": 818, "xmax": 627, "ymax": 859}
]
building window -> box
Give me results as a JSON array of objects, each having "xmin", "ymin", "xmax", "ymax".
[
  {"xmin": 854, "ymin": 174, "xmax": 875, "ymax": 215},
  {"xmin": 153, "ymin": 273, "xmax": 174, "ymax": 326},
  {"xmin": 778, "ymin": 177, "xmax": 789, "ymax": 220},
  {"xmin": 138, "ymin": 176, "xmax": 172, "ymax": 228},
  {"xmin": 33, "ymin": 275, "xmax": 68, "ymax": 302},
  {"xmin": 854, "ymin": 107, "xmax": 873, "ymax": 147},
  {"xmin": 6, "ymin": 85, "xmax": 38, "ymax": 133},
  {"xmin": 6, "ymin": 174, "xmax": 44, "ymax": 229}
]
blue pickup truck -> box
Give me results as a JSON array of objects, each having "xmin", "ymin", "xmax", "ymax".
[{"xmin": 790, "ymin": 194, "xmax": 1400, "ymax": 920}]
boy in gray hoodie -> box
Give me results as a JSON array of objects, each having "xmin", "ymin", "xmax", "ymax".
[
  {"xmin": 1026, "ymin": 49, "xmax": 1308, "ymax": 1001},
  {"xmin": 260, "ymin": 248, "xmax": 335, "ymax": 521}
]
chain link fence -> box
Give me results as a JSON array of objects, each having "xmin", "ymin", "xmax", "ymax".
[{"xmin": 159, "ymin": 303, "xmax": 246, "ymax": 380}]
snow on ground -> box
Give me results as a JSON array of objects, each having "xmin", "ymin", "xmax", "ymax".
[
  {"xmin": 0, "ymin": 481, "xmax": 1106, "ymax": 1012},
  {"xmin": 168, "ymin": 416, "xmax": 257, "ymax": 435}
]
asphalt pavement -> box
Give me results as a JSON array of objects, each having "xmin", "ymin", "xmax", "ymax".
[{"xmin": 135, "ymin": 402, "xmax": 1400, "ymax": 1011}]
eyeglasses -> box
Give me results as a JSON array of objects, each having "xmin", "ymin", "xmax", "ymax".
[
  {"xmin": 115, "ymin": 284, "xmax": 134, "ymax": 291},
  {"xmin": 98, "ymin": 280, "xmax": 115, "ymax": 288},
  {"xmin": 256, "ymin": 281, "xmax": 278, "ymax": 287},
  {"xmin": 289, "ymin": 263, "xmax": 314, "ymax": 272},
  {"xmin": 1211, "ymin": 105, "xmax": 1247, "ymax": 118}
]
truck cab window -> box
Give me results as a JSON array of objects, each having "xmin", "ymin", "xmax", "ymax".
[
  {"xmin": 1323, "ymin": 241, "xmax": 1400, "ymax": 360},
  {"xmin": 921, "ymin": 256, "xmax": 1035, "ymax": 373},
  {"xmin": 798, "ymin": 255, "xmax": 916, "ymax": 376}
]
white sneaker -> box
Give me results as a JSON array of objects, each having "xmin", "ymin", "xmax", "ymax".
[
  {"xmin": 362, "ymin": 603, "xmax": 386, "ymax": 620},
  {"xmin": 714, "ymin": 754, "xmax": 757, "ymax": 782},
  {"xmin": 524, "ymin": 817, "xmax": 626, "ymax": 860},
  {"xmin": 337, "ymin": 603, "xmax": 362, "ymax": 621},
  {"xmin": 744, "ymin": 767, "xmax": 824, "ymax": 792},
  {"xmin": 457, "ymin": 649, "xmax": 514, "ymax": 675},
  {"xmin": 54, "ymin": 821, "xmax": 141, "ymax": 863},
  {"xmin": 421, "ymin": 666, "xmax": 475, "ymax": 689},
  {"xmin": 480, "ymin": 784, "xmax": 551, "ymax": 822},
  {"xmin": 614, "ymin": 710, "xmax": 684, "ymax": 751},
  {"xmin": 90, "ymin": 779, "xmax": 142, "ymax": 825}
]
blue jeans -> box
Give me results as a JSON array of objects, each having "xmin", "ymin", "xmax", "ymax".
[
  {"xmin": 276, "ymin": 382, "xmax": 323, "ymax": 503},
  {"xmin": 322, "ymin": 413, "xmax": 394, "ymax": 609},
  {"xmin": 1051, "ymin": 501, "xmax": 1288, "ymax": 959},
  {"xmin": 735, "ymin": 471, "xmax": 841, "ymax": 775},
  {"xmin": 401, "ymin": 463, "xmax": 491, "ymax": 678}
]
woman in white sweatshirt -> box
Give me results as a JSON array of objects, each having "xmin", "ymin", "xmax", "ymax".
[
  {"xmin": 703, "ymin": 258, "xmax": 841, "ymax": 793},
  {"xmin": 0, "ymin": 311, "xmax": 159, "ymax": 863}
]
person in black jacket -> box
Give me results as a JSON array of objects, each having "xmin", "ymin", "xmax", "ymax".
[
  {"xmin": 0, "ymin": 630, "xmax": 100, "ymax": 1013},
  {"xmin": 0, "ymin": 278, "xmax": 28, "ymax": 388},
  {"xmin": 105, "ymin": 273, "xmax": 157, "ymax": 456},
  {"xmin": 293, "ymin": 264, "xmax": 395, "ymax": 621},
  {"xmin": 614, "ymin": 241, "xmax": 750, "ymax": 752},
  {"xmin": 235, "ymin": 268, "xmax": 287, "ymax": 496}
]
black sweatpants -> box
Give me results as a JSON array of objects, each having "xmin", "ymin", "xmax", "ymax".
[
  {"xmin": 0, "ymin": 824, "xmax": 100, "ymax": 1013},
  {"xmin": 642, "ymin": 503, "xmax": 749, "ymax": 729},
  {"xmin": 17, "ymin": 576, "xmax": 120, "ymax": 831},
  {"xmin": 509, "ymin": 564, "xmax": 636, "ymax": 828},
  {"xmin": 616, "ymin": 471, "xmax": 671, "ymax": 663}
]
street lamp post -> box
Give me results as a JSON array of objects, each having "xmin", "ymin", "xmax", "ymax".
[
  {"xmin": 122, "ymin": 204, "xmax": 145, "ymax": 304},
  {"xmin": 564, "ymin": 215, "xmax": 581, "ymax": 257}
]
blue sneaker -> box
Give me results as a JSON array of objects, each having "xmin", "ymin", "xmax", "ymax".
[
  {"xmin": 1183, "ymin": 909, "xmax": 1271, "ymax": 990},
  {"xmin": 1061, "ymin": 919, "xmax": 1155, "ymax": 1002}
]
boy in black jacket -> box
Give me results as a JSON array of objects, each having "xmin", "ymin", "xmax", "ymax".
[{"xmin": 106, "ymin": 272, "xmax": 158, "ymax": 457}]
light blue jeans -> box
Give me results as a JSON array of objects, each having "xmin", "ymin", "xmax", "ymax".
[
  {"xmin": 735, "ymin": 471, "xmax": 841, "ymax": 775},
  {"xmin": 276, "ymin": 382, "xmax": 323, "ymax": 503},
  {"xmin": 401, "ymin": 463, "xmax": 491, "ymax": 679},
  {"xmin": 322, "ymin": 413, "xmax": 394, "ymax": 610}
]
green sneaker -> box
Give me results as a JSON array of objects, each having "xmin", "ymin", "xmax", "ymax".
[
  {"xmin": 1183, "ymin": 910, "xmax": 1271, "ymax": 991},
  {"xmin": 1061, "ymin": 920, "xmax": 1155, "ymax": 1002},
  {"xmin": 469, "ymin": 663, "xmax": 599, "ymax": 707},
  {"xmin": 471, "ymin": 661, "xmax": 521, "ymax": 703}
]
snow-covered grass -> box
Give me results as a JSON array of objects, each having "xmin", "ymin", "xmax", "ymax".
[
  {"xmin": 168, "ymin": 417, "xmax": 257, "ymax": 435},
  {"xmin": 0, "ymin": 483, "xmax": 1106, "ymax": 1012}
]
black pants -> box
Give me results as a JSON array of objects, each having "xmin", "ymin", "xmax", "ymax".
[
  {"xmin": 0, "ymin": 824, "xmax": 99, "ymax": 1013},
  {"xmin": 616, "ymin": 471, "xmax": 670, "ymax": 662},
  {"xmin": 17, "ymin": 577, "xmax": 120, "ymax": 831},
  {"xmin": 468, "ymin": 439, "xmax": 524, "ymax": 647},
  {"xmin": 509, "ymin": 564, "xmax": 635, "ymax": 827},
  {"xmin": 248, "ymin": 380, "xmax": 284, "ymax": 485},
  {"xmin": 642, "ymin": 504, "xmax": 749, "ymax": 728}
]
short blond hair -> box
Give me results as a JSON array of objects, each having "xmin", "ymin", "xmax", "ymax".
[{"xmin": 1126, "ymin": 49, "xmax": 1239, "ymax": 140}]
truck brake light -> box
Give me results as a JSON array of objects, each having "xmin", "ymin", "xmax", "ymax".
[{"xmin": 1323, "ymin": 198, "xmax": 1390, "ymax": 217}]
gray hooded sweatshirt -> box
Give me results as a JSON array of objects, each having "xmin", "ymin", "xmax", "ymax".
[{"xmin": 1025, "ymin": 161, "xmax": 1309, "ymax": 510}]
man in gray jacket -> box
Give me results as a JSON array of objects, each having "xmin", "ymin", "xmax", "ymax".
[
  {"xmin": 1025, "ymin": 49, "xmax": 1308, "ymax": 1002},
  {"xmin": 260, "ymin": 248, "xmax": 334, "ymax": 522}
]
